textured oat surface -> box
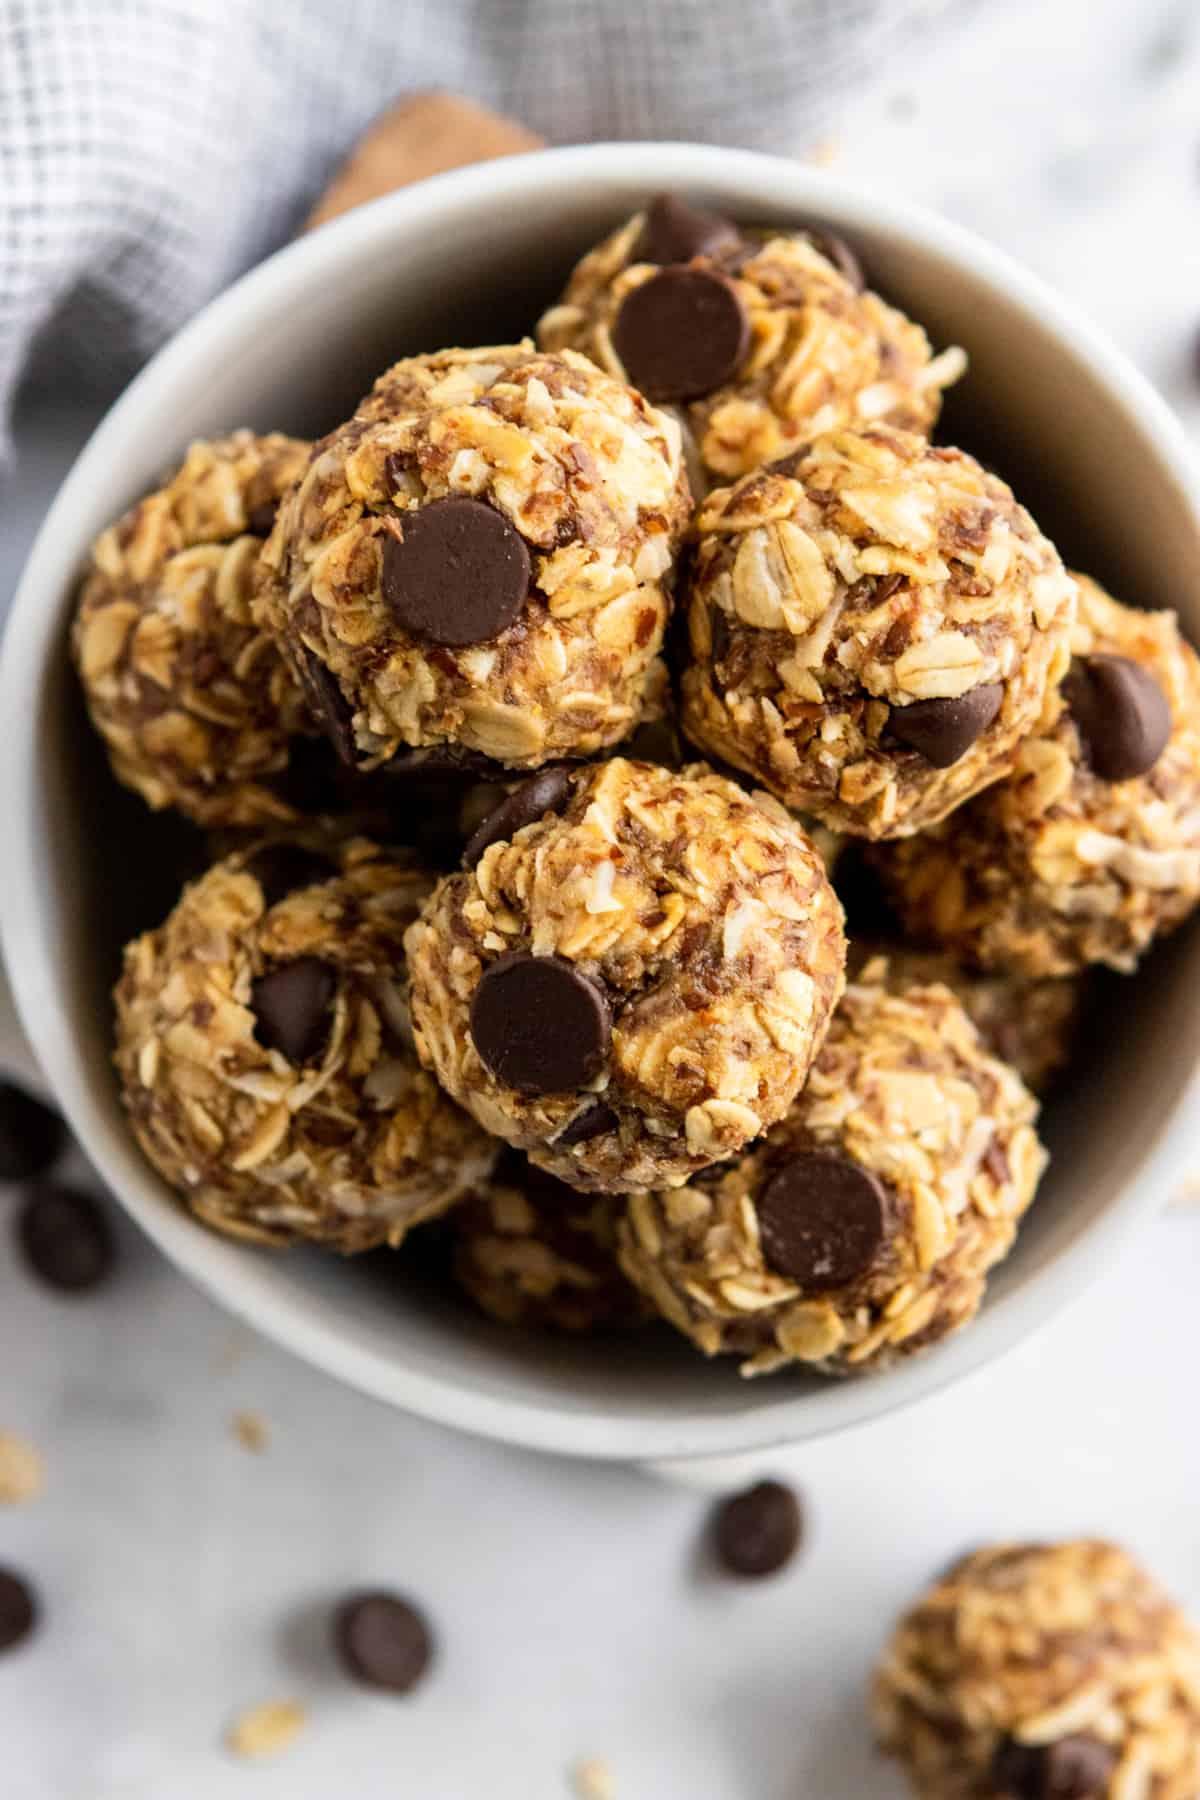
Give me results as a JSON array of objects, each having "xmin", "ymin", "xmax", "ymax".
[
  {"xmin": 114, "ymin": 835, "xmax": 495, "ymax": 1252},
  {"xmin": 260, "ymin": 344, "xmax": 690, "ymax": 769},
  {"xmin": 617, "ymin": 974, "xmax": 1045, "ymax": 1375},
  {"xmin": 537, "ymin": 212, "xmax": 964, "ymax": 480},
  {"xmin": 679, "ymin": 429, "xmax": 1077, "ymax": 837},
  {"xmin": 452, "ymin": 1151, "xmax": 650, "ymax": 1332},
  {"xmin": 877, "ymin": 577, "xmax": 1200, "ymax": 973},
  {"xmin": 873, "ymin": 1540, "xmax": 1200, "ymax": 1799},
  {"xmin": 73, "ymin": 431, "xmax": 314, "ymax": 826},
  {"xmin": 405, "ymin": 758, "xmax": 846, "ymax": 1192}
]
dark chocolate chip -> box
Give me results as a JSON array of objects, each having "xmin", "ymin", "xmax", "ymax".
[
  {"xmin": 887, "ymin": 683, "xmax": 1005, "ymax": 768},
  {"xmin": 1063, "ymin": 652, "xmax": 1171, "ymax": 781},
  {"xmin": 243, "ymin": 843, "xmax": 338, "ymax": 910},
  {"xmin": 299, "ymin": 648, "xmax": 357, "ymax": 767},
  {"xmin": 334, "ymin": 1590, "xmax": 434, "ymax": 1694},
  {"xmin": 556, "ymin": 1101, "xmax": 617, "ymax": 1145},
  {"xmin": 808, "ymin": 230, "xmax": 866, "ymax": 291},
  {"xmin": 462, "ymin": 768, "xmax": 574, "ymax": 869},
  {"xmin": 17, "ymin": 1184, "xmax": 114, "ymax": 1294},
  {"xmin": 470, "ymin": 953, "xmax": 611, "ymax": 1094},
  {"xmin": 381, "ymin": 497, "xmax": 531, "ymax": 647},
  {"xmin": 634, "ymin": 192, "xmax": 742, "ymax": 265},
  {"xmin": 0, "ymin": 1569, "xmax": 37, "ymax": 1653},
  {"xmin": 612, "ymin": 268, "xmax": 750, "ymax": 403},
  {"xmin": 250, "ymin": 958, "xmax": 336, "ymax": 1064},
  {"xmin": 714, "ymin": 1480, "xmax": 803, "ymax": 1578},
  {"xmin": 0, "ymin": 1082, "xmax": 65, "ymax": 1182},
  {"xmin": 989, "ymin": 1735, "xmax": 1117, "ymax": 1799},
  {"xmin": 756, "ymin": 1153, "xmax": 888, "ymax": 1289},
  {"xmin": 245, "ymin": 500, "xmax": 279, "ymax": 537},
  {"xmin": 381, "ymin": 744, "xmax": 503, "ymax": 780}
]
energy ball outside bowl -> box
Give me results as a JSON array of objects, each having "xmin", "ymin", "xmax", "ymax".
[
  {"xmin": 404, "ymin": 757, "xmax": 847, "ymax": 1193},
  {"xmin": 73, "ymin": 431, "xmax": 314, "ymax": 828},
  {"xmin": 678, "ymin": 428, "xmax": 1078, "ymax": 839},
  {"xmin": 875, "ymin": 575, "xmax": 1200, "ymax": 974},
  {"xmin": 616, "ymin": 972, "xmax": 1045, "ymax": 1376},
  {"xmin": 537, "ymin": 191, "xmax": 965, "ymax": 482},
  {"xmin": 114, "ymin": 835, "xmax": 496, "ymax": 1252},
  {"xmin": 259, "ymin": 344, "xmax": 691, "ymax": 773},
  {"xmin": 873, "ymin": 1540, "xmax": 1200, "ymax": 1799}
]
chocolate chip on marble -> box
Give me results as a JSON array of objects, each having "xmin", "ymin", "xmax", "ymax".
[
  {"xmin": 1064, "ymin": 652, "xmax": 1171, "ymax": 781},
  {"xmin": 17, "ymin": 1184, "xmax": 114, "ymax": 1294},
  {"xmin": 243, "ymin": 844, "xmax": 338, "ymax": 910},
  {"xmin": 989, "ymin": 1734, "xmax": 1118, "ymax": 1799},
  {"xmin": 462, "ymin": 767, "xmax": 575, "ymax": 869},
  {"xmin": 612, "ymin": 267, "xmax": 750, "ymax": 402},
  {"xmin": 381, "ymin": 497, "xmax": 531, "ymax": 647},
  {"xmin": 634, "ymin": 192, "xmax": 742, "ymax": 265},
  {"xmin": 0, "ymin": 1568, "xmax": 37, "ymax": 1653},
  {"xmin": 887, "ymin": 683, "xmax": 1005, "ymax": 767},
  {"xmin": 250, "ymin": 958, "xmax": 337, "ymax": 1064},
  {"xmin": 334, "ymin": 1591, "xmax": 434, "ymax": 1694},
  {"xmin": 0, "ymin": 1082, "xmax": 65, "ymax": 1182},
  {"xmin": 470, "ymin": 954, "xmax": 611, "ymax": 1094},
  {"xmin": 756, "ymin": 1153, "xmax": 888, "ymax": 1289},
  {"xmin": 298, "ymin": 649, "xmax": 357, "ymax": 767},
  {"xmin": 714, "ymin": 1480, "xmax": 803, "ymax": 1579}
]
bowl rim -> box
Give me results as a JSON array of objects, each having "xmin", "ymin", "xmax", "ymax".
[{"xmin": 5, "ymin": 139, "xmax": 1200, "ymax": 1462}]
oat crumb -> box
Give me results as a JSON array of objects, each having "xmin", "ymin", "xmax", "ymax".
[
  {"xmin": 571, "ymin": 1756, "xmax": 616, "ymax": 1799},
  {"xmin": 225, "ymin": 1700, "xmax": 307, "ymax": 1760},
  {"xmin": 0, "ymin": 1431, "xmax": 45, "ymax": 1505},
  {"xmin": 231, "ymin": 1410, "xmax": 269, "ymax": 1453}
]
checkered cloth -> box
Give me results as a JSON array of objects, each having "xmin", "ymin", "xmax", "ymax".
[{"xmin": 0, "ymin": 0, "xmax": 945, "ymax": 441}]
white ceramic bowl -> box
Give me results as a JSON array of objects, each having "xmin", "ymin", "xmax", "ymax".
[{"xmin": 5, "ymin": 143, "xmax": 1200, "ymax": 1467}]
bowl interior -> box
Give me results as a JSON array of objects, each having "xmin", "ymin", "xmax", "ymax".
[{"xmin": 8, "ymin": 144, "xmax": 1200, "ymax": 1460}]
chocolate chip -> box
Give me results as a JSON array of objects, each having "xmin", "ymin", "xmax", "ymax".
[
  {"xmin": 245, "ymin": 500, "xmax": 279, "ymax": 537},
  {"xmin": 0, "ymin": 1569, "xmax": 37, "ymax": 1653},
  {"xmin": 462, "ymin": 768, "xmax": 574, "ymax": 869},
  {"xmin": 382, "ymin": 744, "xmax": 503, "ymax": 780},
  {"xmin": 756, "ymin": 1153, "xmax": 888, "ymax": 1289},
  {"xmin": 0, "ymin": 1082, "xmax": 65, "ymax": 1182},
  {"xmin": 243, "ymin": 844, "xmax": 338, "ymax": 909},
  {"xmin": 556, "ymin": 1101, "xmax": 617, "ymax": 1145},
  {"xmin": 808, "ymin": 230, "xmax": 866, "ymax": 291},
  {"xmin": 989, "ymin": 1735, "xmax": 1117, "ymax": 1799},
  {"xmin": 250, "ymin": 958, "xmax": 336, "ymax": 1064},
  {"xmin": 1064, "ymin": 653, "xmax": 1171, "ymax": 781},
  {"xmin": 613, "ymin": 268, "xmax": 750, "ymax": 403},
  {"xmin": 381, "ymin": 497, "xmax": 531, "ymax": 648},
  {"xmin": 334, "ymin": 1591, "xmax": 434, "ymax": 1694},
  {"xmin": 17, "ymin": 1185, "xmax": 114, "ymax": 1294},
  {"xmin": 298, "ymin": 648, "xmax": 357, "ymax": 767},
  {"xmin": 887, "ymin": 683, "xmax": 1005, "ymax": 767},
  {"xmin": 634, "ymin": 192, "xmax": 742, "ymax": 265},
  {"xmin": 714, "ymin": 1480, "xmax": 803, "ymax": 1578},
  {"xmin": 470, "ymin": 953, "xmax": 611, "ymax": 1094}
]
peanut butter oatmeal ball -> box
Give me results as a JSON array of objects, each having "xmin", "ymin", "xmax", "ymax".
[
  {"xmin": 452, "ymin": 1151, "xmax": 650, "ymax": 1333},
  {"xmin": 259, "ymin": 344, "xmax": 690, "ymax": 773},
  {"xmin": 678, "ymin": 428, "xmax": 1077, "ymax": 839},
  {"xmin": 537, "ymin": 192, "xmax": 965, "ymax": 482},
  {"xmin": 873, "ymin": 1540, "xmax": 1200, "ymax": 1799},
  {"xmin": 405, "ymin": 758, "xmax": 846, "ymax": 1193},
  {"xmin": 114, "ymin": 835, "xmax": 496, "ymax": 1251},
  {"xmin": 617, "ymin": 972, "xmax": 1045, "ymax": 1375},
  {"xmin": 876, "ymin": 576, "xmax": 1200, "ymax": 974},
  {"xmin": 73, "ymin": 431, "xmax": 314, "ymax": 827}
]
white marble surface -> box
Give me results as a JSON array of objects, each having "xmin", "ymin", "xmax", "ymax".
[{"xmin": 3, "ymin": 1, "xmax": 1200, "ymax": 1794}]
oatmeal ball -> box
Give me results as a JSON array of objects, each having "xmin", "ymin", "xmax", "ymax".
[
  {"xmin": 114, "ymin": 835, "xmax": 495, "ymax": 1252},
  {"xmin": 452, "ymin": 1151, "xmax": 650, "ymax": 1332},
  {"xmin": 873, "ymin": 1540, "xmax": 1200, "ymax": 1799},
  {"xmin": 679, "ymin": 428, "xmax": 1077, "ymax": 838},
  {"xmin": 405, "ymin": 757, "xmax": 846, "ymax": 1193},
  {"xmin": 876, "ymin": 576, "xmax": 1200, "ymax": 974},
  {"xmin": 617, "ymin": 973, "xmax": 1045, "ymax": 1376},
  {"xmin": 73, "ymin": 431, "xmax": 314, "ymax": 827},
  {"xmin": 850, "ymin": 947, "xmax": 1082, "ymax": 1096},
  {"xmin": 537, "ymin": 191, "xmax": 965, "ymax": 482},
  {"xmin": 259, "ymin": 344, "xmax": 691, "ymax": 772}
]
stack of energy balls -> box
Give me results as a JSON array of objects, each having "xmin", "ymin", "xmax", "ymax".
[{"xmin": 76, "ymin": 195, "xmax": 1200, "ymax": 1381}]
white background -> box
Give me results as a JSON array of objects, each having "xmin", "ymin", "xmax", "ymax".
[{"xmin": 3, "ymin": 1, "xmax": 1200, "ymax": 1794}]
